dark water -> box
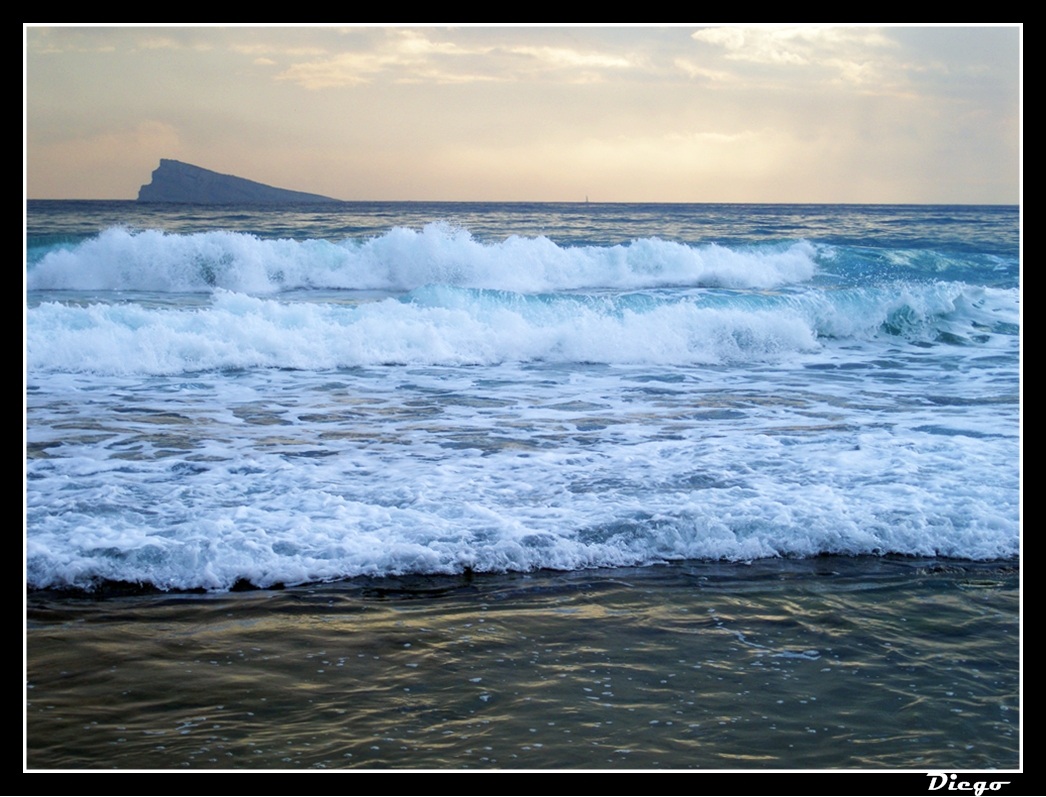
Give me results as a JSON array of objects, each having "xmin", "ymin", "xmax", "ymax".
[
  {"xmin": 26, "ymin": 200, "xmax": 1019, "ymax": 255},
  {"xmin": 27, "ymin": 558, "xmax": 1018, "ymax": 770}
]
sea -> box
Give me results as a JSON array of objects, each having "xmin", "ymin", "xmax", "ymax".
[{"xmin": 25, "ymin": 201, "xmax": 1020, "ymax": 772}]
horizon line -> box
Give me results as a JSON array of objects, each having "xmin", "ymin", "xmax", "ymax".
[{"xmin": 25, "ymin": 198, "xmax": 1021, "ymax": 208}]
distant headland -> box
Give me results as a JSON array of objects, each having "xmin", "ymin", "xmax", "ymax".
[{"xmin": 137, "ymin": 159, "xmax": 338, "ymax": 204}]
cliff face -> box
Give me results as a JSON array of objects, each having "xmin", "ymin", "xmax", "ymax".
[{"xmin": 137, "ymin": 159, "xmax": 337, "ymax": 203}]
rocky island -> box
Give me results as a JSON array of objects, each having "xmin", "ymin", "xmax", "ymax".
[{"xmin": 137, "ymin": 159, "xmax": 338, "ymax": 204}]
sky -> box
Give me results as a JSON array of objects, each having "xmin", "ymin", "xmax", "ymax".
[{"xmin": 24, "ymin": 25, "xmax": 1021, "ymax": 203}]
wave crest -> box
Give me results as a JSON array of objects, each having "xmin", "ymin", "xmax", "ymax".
[{"xmin": 27, "ymin": 223, "xmax": 819, "ymax": 294}]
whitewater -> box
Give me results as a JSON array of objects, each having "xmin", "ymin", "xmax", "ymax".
[{"xmin": 25, "ymin": 202, "xmax": 1020, "ymax": 592}]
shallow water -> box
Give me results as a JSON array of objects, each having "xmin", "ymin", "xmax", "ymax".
[{"xmin": 27, "ymin": 558, "xmax": 1018, "ymax": 769}]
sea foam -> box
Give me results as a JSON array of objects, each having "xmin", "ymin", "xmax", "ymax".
[
  {"xmin": 27, "ymin": 224, "xmax": 819, "ymax": 294},
  {"xmin": 26, "ymin": 281, "xmax": 1018, "ymax": 375}
]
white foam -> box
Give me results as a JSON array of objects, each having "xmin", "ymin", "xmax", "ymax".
[
  {"xmin": 27, "ymin": 280, "xmax": 1018, "ymax": 375},
  {"xmin": 25, "ymin": 377, "xmax": 1019, "ymax": 591},
  {"xmin": 26, "ymin": 224, "xmax": 819, "ymax": 294}
]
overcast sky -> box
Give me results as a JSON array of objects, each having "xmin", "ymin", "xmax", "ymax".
[{"xmin": 24, "ymin": 25, "xmax": 1020, "ymax": 203}]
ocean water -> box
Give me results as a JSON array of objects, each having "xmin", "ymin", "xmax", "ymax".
[{"xmin": 25, "ymin": 201, "xmax": 1020, "ymax": 769}]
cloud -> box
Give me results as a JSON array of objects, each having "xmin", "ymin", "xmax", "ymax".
[
  {"xmin": 25, "ymin": 27, "xmax": 1018, "ymax": 203},
  {"xmin": 230, "ymin": 43, "xmax": 328, "ymax": 57},
  {"xmin": 692, "ymin": 26, "xmax": 897, "ymax": 84},
  {"xmin": 673, "ymin": 58, "xmax": 735, "ymax": 82},
  {"xmin": 26, "ymin": 27, "xmax": 120, "ymax": 54},
  {"xmin": 136, "ymin": 37, "xmax": 183, "ymax": 50},
  {"xmin": 504, "ymin": 45, "xmax": 632, "ymax": 70},
  {"xmin": 276, "ymin": 51, "xmax": 396, "ymax": 88},
  {"xmin": 275, "ymin": 29, "xmax": 637, "ymax": 89}
]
